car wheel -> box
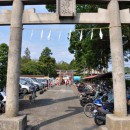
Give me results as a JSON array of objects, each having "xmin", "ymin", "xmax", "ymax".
[{"xmin": 22, "ymin": 88, "xmax": 28, "ymax": 94}]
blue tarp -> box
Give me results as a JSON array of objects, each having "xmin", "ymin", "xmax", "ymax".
[{"xmin": 73, "ymin": 76, "xmax": 81, "ymax": 81}]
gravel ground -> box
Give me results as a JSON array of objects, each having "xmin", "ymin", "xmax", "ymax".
[{"xmin": 19, "ymin": 85, "xmax": 99, "ymax": 130}]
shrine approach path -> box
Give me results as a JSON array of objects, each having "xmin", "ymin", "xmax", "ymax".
[{"xmin": 20, "ymin": 85, "xmax": 99, "ymax": 130}]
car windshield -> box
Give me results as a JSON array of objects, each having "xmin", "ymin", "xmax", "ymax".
[
  {"xmin": 37, "ymin": 79, "xmax": 42, "ymax": 82},
  {"xmin": 20, "ymin": 79, "xmax": 27, "ymax": 85},
  {"xmin": 37, "ymin": 79, "xmax": 47, "ymax": 82},
  {"xmin": 1, "ymin": 91, "xmax": 6, "ymax": 96},
  {"xmin": 32, "ymin": 78, "xmax": 38, "ymax": 82}
]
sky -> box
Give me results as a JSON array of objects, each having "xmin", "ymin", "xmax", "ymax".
[{"xmin": 0, "ymin": 5, "xmax": 75, "ymax": 63}]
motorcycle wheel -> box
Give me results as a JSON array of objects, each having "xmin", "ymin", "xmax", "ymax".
[
  {"xmin": 84, "ymin": 103, "xmax": 94, "ymax": 118},
  {"xmin": 94, "ymin": 116, "xmax": 105, "ymax": 126}
]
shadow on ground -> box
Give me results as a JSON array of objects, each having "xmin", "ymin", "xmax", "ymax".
[
  {"xmin": 31, "ymin": 106, "xmax": 83, "ymax": 130},
  {"xmin": 19, "ymin": 96, "xmax": 78, "ymax": 111},
  {"xmin": 83, "ymin": 125, "xmax": 99, "ymax": 130}
]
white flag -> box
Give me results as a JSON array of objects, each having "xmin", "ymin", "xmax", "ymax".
[
  {"xmin": 47, "ymin": 30, "xmax": 51, "ymax": 40},
  {"xmin": 58, "ymin": 32, "xmax": 62, "ymax": 40},
  {"xmin": 99, "ymin": 28, "xmax": 103, "ymax": 39},
  {"xmin": 80, "ymin": 30, "xmax": 83, "ymax": 41},
  {"xmin": 30, "ymin": 30, "xmax": 33, "ymax": 40},
  {"xmin": 91, "ymin": 29, "xmax": 93, "ymax": 40},
  {"xmin": 40, "ymin": 30, "xmax": 44, "ymax": 39},
  {"xmin": 69, "ymin": 30, "xmax": 72, "ymax": 40}
]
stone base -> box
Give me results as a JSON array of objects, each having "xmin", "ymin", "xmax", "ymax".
[
  {"xmin": 106, "ymin": 114, "xmax": 130, "ymax": 130},
  {"xmin": 0, "ymin": 114, "xmax": 27, "ymax": 130},
  {"xmin": 97, "ymin": 114, "xmax": 130, "ymax": 130}
]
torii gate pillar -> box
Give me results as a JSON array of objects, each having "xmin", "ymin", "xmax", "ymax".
[
  {"xmin": 108, "ymin": 0, "xmax": 127, "ymax": 117},
  {"xmin": 6, "ymin": 0, "xmax": 23, "ymax": 118},
  {"xmin": 102, "ymin": 0, "xmax": 130, "ymax": 130},
  {"xmin": 0, "ymin": 0, "xmax": 27, "ymax": 130}
]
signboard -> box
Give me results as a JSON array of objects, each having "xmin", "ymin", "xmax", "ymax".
[{"xmin": 57, "ymin": 0, "xmax": 76, "ymax": 17}]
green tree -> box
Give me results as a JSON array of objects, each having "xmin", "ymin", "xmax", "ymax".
[
  {"xmin": 0, "ymin": 43, "xmax": 8, "ymax": 88},
  {"xmin": 69, "ymin": 25, "xmax": 110, "ymax": 72},
  {"xmin": 21, "ymin": 47, "xmax": 32, "ymax": 74},
  {"xmin": 23, "ymin": 47, "xmax": 31, "ymax": 60},
  {"xmin": 21, "ymin": 60, "xmax": 47, "ymax": 75},
  {"xmin": 56, "ymin": 61, "xmax": 70, "ymax": 70},
  {"xmin": 39, "ymin": 47, "xmax": 52, "ymax": 59},
  {"xmin": 39, "ymin": 47, "xmax": 57, "ymax": 77},
  {"xmin": 69, "ymin": 59, "xmax": 78, "ymax": 70},
  {"xmin": 21, "ymin": 47, "xmax": 31, "ymax": 64}
]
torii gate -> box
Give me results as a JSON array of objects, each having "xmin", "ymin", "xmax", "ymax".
[{"xmin": 0, "ymin": 0, "xmax": 130, "ymax": 130}]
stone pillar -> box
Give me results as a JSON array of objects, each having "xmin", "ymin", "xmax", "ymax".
[
  {"xmin": 108, "ymin": 0, "xmax": 127, "ymax": 117},
  {"xmin": 6, "ymin": 0, "xmax": 24, "ymax": 117}
]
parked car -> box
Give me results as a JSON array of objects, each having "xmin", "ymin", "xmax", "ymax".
[
  {"xmin": 31, "ymin": 78, "xmax": 44, "ymax": 90},
  {"xmin": 19, "ymin": 78, "xmax": 35, "ymax": 94},
  {"xmin": 20, "ymin": 77, "xmax": 43, "ymax": 90},
  {"xmin": 36, "ymin": 78, "xmax": 48, "ymax": 87}
]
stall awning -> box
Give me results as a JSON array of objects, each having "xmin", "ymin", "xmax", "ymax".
[
  {"xmin": 83, "ymin": 72, "xmax": 112, "ymax": 80},
  {"xmin": 83, "ymin": 75, "xmax": 98, "ymax": 80}
]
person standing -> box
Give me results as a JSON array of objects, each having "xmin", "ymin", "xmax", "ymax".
[{"xmin": 66, "ymin": 79, "xmax": 69, "ymax": 86}]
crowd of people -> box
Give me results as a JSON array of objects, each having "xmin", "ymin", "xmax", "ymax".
[{"xmin": 55, "ymin": 78, "xmax": 72, "ymax": 86}]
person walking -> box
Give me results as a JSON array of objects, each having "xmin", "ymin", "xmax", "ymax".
[{"xmin": 29, "ymin": 86, "xmax": 37, "ymax": 103}]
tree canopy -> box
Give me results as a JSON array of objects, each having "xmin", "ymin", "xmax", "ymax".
[
  {"xmin": 39, "ymin": 47, "xmax": 57, "ymax": 77},
  {"xmin": 20, "ymin": 47, "xmax": 57, "ymax": 77},
  {"xmin": 23, "ymin": 47, "xmax": 31, "ymax": 60}
]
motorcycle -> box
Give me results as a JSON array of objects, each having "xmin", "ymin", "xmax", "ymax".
[
  {"xmin": 94, "ymin": 102, "xmax": 114, "ymax": 126},
  {"xmin": 79, "ymin": 90, "xmax": 95, "ymax": 107},
  {"xmin": 94, "ymin": 96, "xmax": 130, "ymax": 126}
]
